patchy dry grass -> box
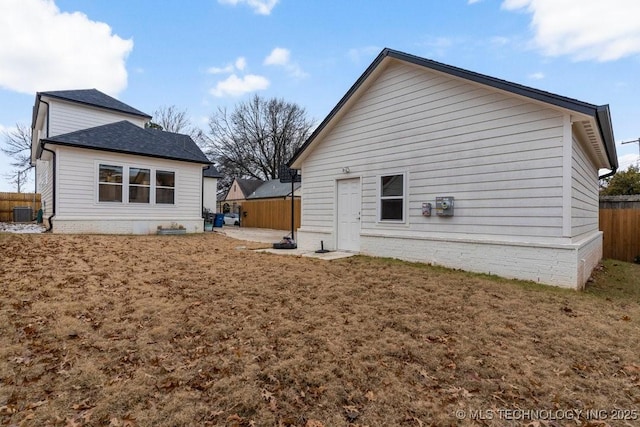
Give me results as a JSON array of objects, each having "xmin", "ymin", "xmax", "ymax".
[{"xmin": 0, "ymin": 233, "xmax": 638, "ymax": 427}]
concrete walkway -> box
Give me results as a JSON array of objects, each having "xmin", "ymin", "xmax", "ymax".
[
  {"xmin": 215, "ymin": 226, "xmax": 355, "ymax": 260},
  {"xmin": 214, "ymin": 226, "xmax": 287, "ymax": 244}
]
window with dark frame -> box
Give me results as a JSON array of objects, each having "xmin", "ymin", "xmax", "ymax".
[
  {"xmin": 380, "ymin": 174, "xmax": 404, "ymax": 221},
  {"xmin": 98, "ymin": 164, "xmax": 123, "ymax": 202},
  {"xmin": 156, "ymin": 170, "xmax": 175, "ymax": 204}
]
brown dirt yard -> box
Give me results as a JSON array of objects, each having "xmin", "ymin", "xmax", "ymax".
[{"xmin": 0, "ymin": 232, "xmax": 639, "ymax": 427}]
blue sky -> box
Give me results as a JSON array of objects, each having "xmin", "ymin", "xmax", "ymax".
[{"xmin": 1, "ymin": 0, "xmax": 640, "ymax": 191}]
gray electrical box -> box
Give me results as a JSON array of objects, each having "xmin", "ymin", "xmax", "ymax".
[{"xmin": 435, "ymin": 197, "xmax": 454, "ymax": 216}]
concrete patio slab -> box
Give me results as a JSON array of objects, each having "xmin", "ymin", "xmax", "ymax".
[
  {"xmin": 255, "ymin": 248, "xmax": 356, "ymax": 260},
  {"xmin": 214, "ymin": 227, "xmax": 356, "ymax": 261}
]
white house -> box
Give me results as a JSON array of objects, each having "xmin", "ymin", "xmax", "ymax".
[
  {"xmin": 203, "ymin": 165, "xmax": 223, "ymax": 213},
  {"xmin": 31, "ymin": 89, "xmax": 212, "ymax": 234},
  {"xmin": 289, "ymin": 49, "xmax": 618, "ymax": 289}
]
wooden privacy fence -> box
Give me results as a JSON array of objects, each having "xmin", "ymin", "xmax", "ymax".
[
  {"xmin": 241, "ymin": 198, "xmax": 300, "ymax": 231},
  {"xmin": 599, "ymin": 196, "xmax": 640, "ymax": 262},
  {"xmin": 0, "ymin": 192, "xmax": 41, "ymax": 222}
]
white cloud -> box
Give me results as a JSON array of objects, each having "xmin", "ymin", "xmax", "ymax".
[
  {"xmin": 264, "ymin": 47, "xmax": 308, "ymax": 79},
  {"xmin": 218, "ymin": 0, "xmax": 278, "ymax": 15},
  {"xmin": 264, "ymin": 48, "xmax": 290, "ymax": 66},
  {"xmin": 502, "ymin": 0, "xmax": 640, "ymax": 61},
  {"xmin": 235, "ymin": 57, "xmax": 247, "ymax": 71},
  {"xmin": 0, "ymin": 0, "xmax": 132, "ymax": 96},
  {"xmin": 208, "ymin": 64, "xmax": 235, "ymax": 74},
  {"xmin": 528, "ymin": 72, "xmax": 545, "ymax": 80},
  {"xmin": 207, "ymin": 56, "xmax": 247, "ymax": 74},
  {"xmin": 468, "ymin": 0, "xmax": 482, "ymax": 4},
  {"xmin": 210, "ymin": 74, "xmax": 270, "ymax": 97}
]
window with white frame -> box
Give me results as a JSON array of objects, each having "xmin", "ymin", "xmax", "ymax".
[
  {"xmin": 99, "ymin": 164, "xmax": 123, "ymax": 202},
  {"xmin": 97, "ymin": 164, "xmax": 175, "ymax": 205},
  {"xmin": 129, "ymin": 167, "xmax": 150, "ymax": 203},
  {"xmin": 156, "ymin": 170, "xmax": 175, "ymax": 204},
  {"xmin": 380, "ymin": 174, "xmax": 404, "ymax": 221}
]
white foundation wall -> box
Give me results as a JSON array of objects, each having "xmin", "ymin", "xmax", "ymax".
[
  {"xmin": 576, "ymin": 232, "xmax": 603, "ymax": 289},
  {"xmin": 297, "ymin": 229, "xmax": 334, "ymax": 252},
  {"xmin": 52, "ymin": 218, "xmax": 204, "ymax": 235},
  {"xmin": 297, "ymin": 228, "xmax": 604, "ymax": 289},
  {"xmin": 361, "ymin": 235, "xmax": 581, "ymax": 288}
]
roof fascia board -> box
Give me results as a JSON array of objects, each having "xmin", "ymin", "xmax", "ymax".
[{"xmin": 386, "ymin": 49, "xmax": 597, "ymax": 116}]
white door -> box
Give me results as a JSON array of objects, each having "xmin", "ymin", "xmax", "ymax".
[{"xmin": 337, "ymin": 178, "xmax": 361, "ymax": 251}]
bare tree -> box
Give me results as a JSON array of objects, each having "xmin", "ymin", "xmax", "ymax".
[
  {"xmin": 1, "ymin": 123, "xmax": 33, "ymax": 192},
  {"xmin": 148, "ymin": 105, "xmax": 208, "ymax": 150},
  {"xmin": 204, "ymin": 95, "xmax": 314, "ymax": 186}
]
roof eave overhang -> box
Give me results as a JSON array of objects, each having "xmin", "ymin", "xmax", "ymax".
[
  {"xmin": 41, "ymin": 139, "xmax": 212, "ymax": 165},
  {"xmin": 595, "ymin": 105, "xmax": 618, "ymax": 171}
]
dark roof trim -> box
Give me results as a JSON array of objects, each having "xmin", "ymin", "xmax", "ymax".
[
  {"xmin": 37, "ymin": 89, "xmax": 152, "ymax": 119},
  {"xmin": 289, "ymin": 48, "xmax": 617, "ymax": 169},
  {"xmin": 41, "ymin": 139, "xmax": 211, "ymax": 165},
  {"xmin": 203, "ymin": 165, "xmax": 223, "ymax": 178},
  {"xmin": 595, "ymin": 105, "xmax": 618, "ymax": 170}
]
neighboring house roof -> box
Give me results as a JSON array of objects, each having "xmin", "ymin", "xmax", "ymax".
[
  {"xmin": 203, "ymin": 165, "xmax": 223, "ymax": 178},
  {"xmin": 225, "ymin": 178, "xmax": 264, "ymax": 201},
  {"xmin": 236, "ymin": 178, "xmax": 264, "ymax": 197},
  {"xmin": 247, "ymin": 179, "xmax": 301, "ymax": 199},
  {"xmin": 43, "ymin": 120, "xmax": 210, "ymax": 164},
  {"xmin": 289, "ymin": 48, "xmax": 617, "ymax": 172},
  {"xmin": 37, "ymin": 89, "xmax": 151, "ymax": 119}
]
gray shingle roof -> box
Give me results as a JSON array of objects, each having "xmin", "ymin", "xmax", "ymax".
[
  {"xmin": 203, "ymin": 165, "xmax": 223, "ymax": 178},
  {"xmin": 39, "ymin": 89, "xmax": 151, "ymax": 118},
  {"xmin": 236, "ymin": 179, "xmax": 264, "ymax": 197},
  {"xmin": 247, "ymin": 179, "xmax": 301, "ymax": 199},
  {"xmin": 44, "ymin": 120, "xmax": 210, "ymax": 164}
]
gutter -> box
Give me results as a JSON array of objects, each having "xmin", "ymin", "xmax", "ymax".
[{"xmin": 595, "ymin": 105, "xmax": 618, "ymax": 180}]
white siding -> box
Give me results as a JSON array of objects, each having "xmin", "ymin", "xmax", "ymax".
[
  {"xmin": 52, "ymin": 146, "xmax": 204, "ymax": 233},
  {"xmin": 300, "ymin": 60, "xmax": 565, "ymax": 244},
  {"xmin": 35, "ymin": 154, "xmax": 54, "ymax": 224},
  {"xmin": 571, "ymin": 135, "xmax": 599, "ymax": 239},
  {"xmin": 47, "ymin": 99, "xmax": 147, "ymax": 137},
  {"xmin": 203, "ymin": 177, "xmax": 217, "ymax": 212}
]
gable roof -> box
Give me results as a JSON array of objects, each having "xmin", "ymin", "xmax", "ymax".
[
  {"xmin": 203, "ymin": 164, "xmax": 223, "ymax": 178},
  {"xmin": 247, "ymin": 179, "xmax": 301, "ymax": 199},
  {"xmin": 289, "ymin": 48, "xmax": 617, "ymax": 172},
  {"xmin": 236, "ymin": 178, "xmax": 264, "ymax": 197},
  {"xmin": 42, "ymin": 120, "xmax": 210, "ymax": 164},
  {"xmin": 37, "ymin": 89, "xmax": 151, "ymax": 119}
]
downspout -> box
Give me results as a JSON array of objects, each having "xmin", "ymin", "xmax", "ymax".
[
  {"xmin": 39, "ymin": 99, "xmax": 55, "ymax": 232},
  {"xmin": 41, "ymin": 144, "xmax": 56, "ymax": 232},
  {"xmin": 598, "ymin": 167, "xmax": 617, "ymax": 180},
  {"xmin": 201, "ymin": 169, "xmax": 205, "ymax": 231}
]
